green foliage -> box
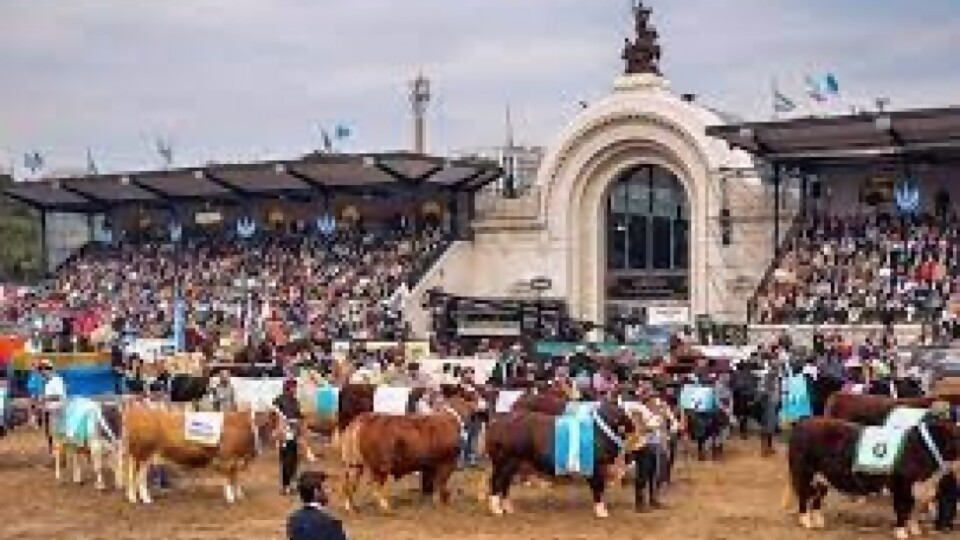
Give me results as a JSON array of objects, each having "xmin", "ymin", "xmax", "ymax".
[{"xmin": 0, "ymin": 174, "xmax": 41, "ymax": 281}]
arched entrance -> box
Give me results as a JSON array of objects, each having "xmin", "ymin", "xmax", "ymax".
[{"xmin": 604, "ymin": 164, "xmax": 690, "ymax": 334}]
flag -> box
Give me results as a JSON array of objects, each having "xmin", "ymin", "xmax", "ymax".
[
  {"xmin": 85, "ymin": 148, "xmax": 98, "ymax": 175},
  {"xmin": 805, "ymin": 75, "xmax": 826, "ymax": 102},
  {"xmin": 773, "ymin": 85, "xmax": 797, "ymax": 114},
  {"xmin": 172, "ymin": 293, "xmax": 186, "ymax": 353},
  {"xmin": 320, "ymin": 128, "xmax": 333, "ymax": 153},
  {"xmin": 334, "ymin": 124, "xmax": 351, "ymax": 140},
  {"xmin": 823, "ymin": 73, "xmax": 840, "ymax": 96},
  {"xmin": 23, "ymin": 151, "xmax": 44, "ymax": 172},
  {"xmin": 155, "ymin": 138, "xmax": 173, "ymax": 166}
]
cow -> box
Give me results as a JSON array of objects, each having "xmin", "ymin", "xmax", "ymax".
[
  {"xmin": 785, "ymin": 416, "xmax": 960, "ymax": 538},
  {"xmin": 824, "ymin": 393, "xmax": 936, "ymax": 425},
  {"xmin": 484, "ymin": 400, "xmax": 639, "ymax": 518},
  {"xmin": 52, "ymin": 398, "xmax": 124, "ymax": 491},
  {"xmin": 338, "ymin": 395, "xmax": 478, "ymax": 512},
  {"xmin": 121, "ymin": 406, "xmax": 277, "ymax": 504}
]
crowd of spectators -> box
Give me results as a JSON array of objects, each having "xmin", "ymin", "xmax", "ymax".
[
  {"xmin": 754, "ymin": 210, "xmax": 960, "ymax": 337},
  {"xmin": 2, "ymin": 224, "xmax": 449, "ymax": 351}
]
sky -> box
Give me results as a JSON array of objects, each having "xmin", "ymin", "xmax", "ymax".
[{"xmin": 1, "ymin": 0, "xmax": 958, "ymax": 176}]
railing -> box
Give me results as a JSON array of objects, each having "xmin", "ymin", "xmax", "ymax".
[
  {"xmin": 404, "ymin": 234, "xmax": 455, "ymax": 289},
  {"xmin": 745, "ymin": 210, "xmax": 807, "ymax": 323}
]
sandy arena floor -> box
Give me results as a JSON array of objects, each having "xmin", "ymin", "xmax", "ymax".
[{"xmin": 0, "ymin": 429, "xmax": 909, "ymax": 540}]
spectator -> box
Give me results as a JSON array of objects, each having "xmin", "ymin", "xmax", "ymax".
[{"xmin": 287, "ymin": 471, "xmax": 347, "ymax": 540}]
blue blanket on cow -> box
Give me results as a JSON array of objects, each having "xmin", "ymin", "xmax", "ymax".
[
  {"xmin": 314, "ymin": 386, "xmax": 339, "ymax": 419},
  {"xmin": 679, "ymin": 384, "xmax": 717, "ymax": 412},
  {"xmin": 780, "ymin": 373, "xmax": 812, "ymax": 424},
  {"xmin": 57, "ymin": 397, "xmax": 100, "ymax": 446},
  {"xmin": 553, "ymin": 412, "xmax": 595, "ymax": 477}
]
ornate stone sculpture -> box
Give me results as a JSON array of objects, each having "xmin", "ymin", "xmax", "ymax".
[{"xmin": 622, "ymin": 1, "xmax": 662, "ymax": 76}]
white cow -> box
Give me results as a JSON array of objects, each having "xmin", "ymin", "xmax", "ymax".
[{"xmin": 52, "ymin": 397, "xmax": 123, "ymax": 491}]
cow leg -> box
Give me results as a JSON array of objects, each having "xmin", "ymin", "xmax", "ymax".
[
  {"xmin": 125, "ymin": 458, "xmax": 140, "ymax": 504},
  {"xmin": 342, "ymin": 466, "xmax": 360, "ymax": 513},
  {"xmin": 223, "ymin": 476, "xmax": 237, "ymax": 504},
  {"xmin": 590, "ymin": 469, "xmax": 610, "ymax": 518},
  {"xmin": 891, "ymin": 478, "xmax": 915, "ymax": 539},
  {"xmin": 810, "ymin": 480, "xmax": 829, "ymax": 529},
  {"xmin": 54, "ymin": 442, "xmax": 63, "ymax": 483},
  {"xmin": 434, "ymin": 462, "xmax": 457, "ymax": 505},
  {"xmin": 372, "ymin": 473, "xmax": 392, "ymax": 513},
  {"xmin": 419, "ymin": 467, "xmax": 437, "ymax": 499},
  {"xmin": 71, "ymin": 448, "xmax": 83, "ymax": 484},
  {"xmin": 136, "ymin": 459, "xmax": 154, "ymax": 504},
  {"xmin": 91, "ymin": 444, "xmax": 106, "ymax": 491}
]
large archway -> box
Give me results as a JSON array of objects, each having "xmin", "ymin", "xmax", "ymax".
[{"xmin": 604, "ymin": 164, "xmax": 690, "ymax": 331}]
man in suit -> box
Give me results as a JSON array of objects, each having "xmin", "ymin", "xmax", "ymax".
[{"xmin": 287, "ymin": 471, "xmax": 347, "ymax": 540}]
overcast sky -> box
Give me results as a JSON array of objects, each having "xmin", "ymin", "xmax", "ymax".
[{"xmin": 1, "ymin": 0, "xmax": 958, "ymax": 176}]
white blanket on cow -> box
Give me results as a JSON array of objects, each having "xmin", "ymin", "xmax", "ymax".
[
  {"xmin": 495, "ymin": 390, "xmax": 524, "ymax": 413},
  {"xmin": 231, "ymin": 378, "xmax": 284, "ymax": 412},
  {"xmin": 372, "ymin": 387, "xmax": 412, "ymax": 415},
  {"xmin": 184, "ymin": 412, "xmax": 224, "ymax": 446}
]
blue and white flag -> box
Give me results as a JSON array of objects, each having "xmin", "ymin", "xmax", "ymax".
[
  {"xmin": 23, "ymin": 151, "xmax": 44, "ymax": 173},
  {"xmin": 334, "ymin": 124, "xmax": 352, "ymax": 140},
  {"xmin": 805, "ymin": 73, "xmax": 840, "ymax": 103},
  {"xmin": 236, "ymin": 217, "xmax": 257, "ymax": 239},
  {"xmin": 173, "ymin": 294, "xmax": 186, "ymax": 353}
]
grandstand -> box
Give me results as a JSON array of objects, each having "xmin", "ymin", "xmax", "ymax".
[
  {"xmin": 710, "ymin": 106, "xmax": 960, "ymax": 343},
  {"xmin": 1, "ymin": 152, "xmax": 501, "ymax": 352}
]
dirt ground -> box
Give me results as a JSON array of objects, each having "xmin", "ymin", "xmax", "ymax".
[{"xmin": 0, "ymin": 430, "xmax": 910, "ymax": 540}]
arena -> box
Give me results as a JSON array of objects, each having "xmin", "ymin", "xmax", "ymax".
[{"xmin": 3, "ymin": 2, "xmax": 960, "ymax": 540}]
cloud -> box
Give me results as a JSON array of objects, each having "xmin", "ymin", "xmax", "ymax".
[{"xmin": 0, "ymin": 0, "xmax": 957, "ymax": 174}]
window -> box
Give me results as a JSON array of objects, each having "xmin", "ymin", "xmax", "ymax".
[{"xmin": 606, "ymin": 165, "xmax": 689, "ymax": 271}]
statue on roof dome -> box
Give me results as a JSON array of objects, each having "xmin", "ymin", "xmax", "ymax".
[{"xmin": 622, "ymin": 1, "xmax": 662, "ymax": 76}]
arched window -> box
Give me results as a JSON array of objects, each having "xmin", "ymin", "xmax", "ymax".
[{"xmin": 606, "ymin": 165, "xmax": 689, "ymax": 271}]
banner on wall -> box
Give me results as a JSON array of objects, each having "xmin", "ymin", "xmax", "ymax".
[{"xmin": 647, "ymin": 306, "xmax": 691, "ymax": 326}]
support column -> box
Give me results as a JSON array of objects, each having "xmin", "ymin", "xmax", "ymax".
[
  {"xmin": 447, "ymin": 190, "xmax": 458, "ymax": 238},
  {"xmin": 800, "ymin": 172, "xmax": 809, "ymax": 218},
  {"xmin": 773, "ymin": 164, "xmax": 782, "ymax": 257},
  {"xmin": 39, "ymin": 209, "xmax": 49, "ymax": 276}
]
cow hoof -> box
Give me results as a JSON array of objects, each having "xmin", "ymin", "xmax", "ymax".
[
  {"xmin": 95, "ymin": 482, "xmax": 106, "ymax": 492},
  {"xmin": 594, "ymin": 503, "xmax": 610, "ymax": 519},
  {"xmin": 501, "ymin": 499, "xmax": 515, "ymax": 515},
  {"xmin": 812, "ymin": 511, "xmax": 825, "ymax": 529},
  {"xmin": 908, "ymin": 521, "xmax": 922, "ymax": 537},
  {"xmin": 489, "ymin": 495, "xmax": 504, "ymax": 516},
  {"xmin": 894, "ymin": 527, "xmax": 909, "ymax": 540},
  {"xmin": 800, "ymin": 513, "xmax": 814, "ymax": 529}
]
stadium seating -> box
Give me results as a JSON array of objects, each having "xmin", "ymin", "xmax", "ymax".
[{"xmin": 754, "ymin": 211, "xmax": 959, "ymax": 328}]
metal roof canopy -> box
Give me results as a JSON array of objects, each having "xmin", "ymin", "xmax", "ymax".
[
  {"xmin": 2, "ymin": 152, "xmax": 501, "ymax": 212},
  {"xmin": 707, "ymin": 106, "xmax": 960, "ymax": 168}
]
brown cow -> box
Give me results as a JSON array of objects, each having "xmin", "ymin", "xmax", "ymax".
[
  {"xmin": 824, "ymin": 393, "xmax": 935, "ymax": 425},
  {"xmin": 121, "ymin": 406, "xmax": 277, "ymax": 504},
  {"xmin": 339, "ymin": 396, "xmax": 477, "ymax": 512},
  {"xmin": 484, "ymin": 400, "xmax": 639, "ymax": 518},
  {"xmin": 785, "ymin": 416, "xmax": 960, "ymax": 538}
]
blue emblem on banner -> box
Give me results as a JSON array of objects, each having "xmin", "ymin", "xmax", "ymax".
[
  {"xmin": 316, "ymin": 214, "xmax": 337, "ymax": 236},
  {"xmin": 236, "ymin": 217, "xmax": 257, "ymax": 239},
  {"xmin": 894, "ymin": 179, "xmax": 920, "ymax": 214},
  {"xmin": 169, "ymin": 221, "xmax": 182, "ymax": 243}
]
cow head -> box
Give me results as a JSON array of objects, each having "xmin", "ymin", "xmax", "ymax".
[{"xmin": 596, "ymin": 400, "xmax": 639, "ymax": 453}]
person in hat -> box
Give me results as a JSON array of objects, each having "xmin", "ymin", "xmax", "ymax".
[
  {"xmin": 287, "ymin": 471, "xmax": 347, "ymax": 540},
  {"xmin": 38, "ymin": 358, "xmax": 66, "ymax": 454},
  {"xmin": 274, "ymin": 378, "xmax": 306, "ymax": 495}
]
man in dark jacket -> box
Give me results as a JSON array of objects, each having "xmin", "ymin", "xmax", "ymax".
[{"xmin": 287, "ymin": 471, "xmax": 347, "ymax": 540}]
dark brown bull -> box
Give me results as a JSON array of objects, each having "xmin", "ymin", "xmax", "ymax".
[
  {"xmin": 785, "ymin": 416, "xmax": 960, "ymax": 538},
  {"xmin": 484, "ymin": 400, "xmax": 638, "ymax": 518}
]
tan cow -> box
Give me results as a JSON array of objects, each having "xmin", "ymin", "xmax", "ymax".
[
  {"xmin": 339, "ymin": 396, "xmax": 476, "ymax": 512},
  {"xmin": 121, "ymin": 406, "xmax": 277, "ymax": 504}
]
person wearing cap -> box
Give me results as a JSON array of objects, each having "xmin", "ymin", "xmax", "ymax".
[
  {"xmin": 209, "ymin": 369, "xmax": 236, "ymax": 412},
  {"xmin": 38, "ymin": 358, "xmax": 66, "ymax": 454},
  {"xmin": 274, "ymin": 378, "xmax": 306, "ymax": 495},
  {"xmin": 287, "ymin": 471, "xmax": 347, "ymax": 540}
]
